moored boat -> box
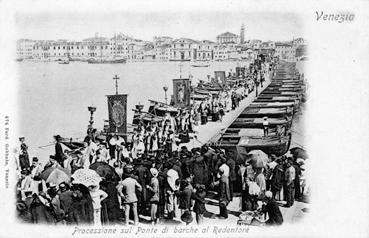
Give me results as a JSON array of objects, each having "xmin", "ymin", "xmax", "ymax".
[
  {"xmin": 217, "ymin": 133, "xmax": 291, "ymax": 157},
  {"xmin": 238, "ymin": 107, "xmax": 294, "ymax": 118},
  {"xmin": 231, "ymin": 117, "xmax": 292, "ymax": 129},
  {"xmin": 87, "ymin": 58, "xmax": 126, "ymax": 64},
  {"xmin": 191, "ymin": 61, "xmax": 210, "ymax": 67},
  {"xmin": 58, "ymin": 60, "xmax": 70, "ymax": 64}
]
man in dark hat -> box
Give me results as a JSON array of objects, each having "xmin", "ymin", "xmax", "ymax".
[
  {"xmin": 271, "ymin": 158, "xmax": 284, "ymax": 200},
  {"xmin": 134, "ymin": 159, "xmax": 150, "ymax": 215},
  {"xmin": 202, "ymin": 145, "xmax": 217, "ymax": 186},
  {"xmin": 58, "ymin": 182, "xmax": 74, "ymax": 224},
  {"xmin": 54, "ymin": 135, "xmax": 65, "ymax": 167},
  {"xmin": 43, "ymin": 155, "xmax": 58, "ymax": 170},
  {"xmin": 30, "ymin": 157, "xmax": 42, "ymax": 179},
  {"xmin": 19, "ymin": 140, "xmax": 30, "ymax": 171},
  {"xmin": 176, "ymin": 178, "xmax": 193, "ymax": 216},
  {"xmin": 260, "ymin": 191, "xmax": 283, "ymax": 226},
  {"xmin": 192, "ymin": 150, "xmax": 208, "ymax": 186},
  {"xmin": 226, "ymin": 151, "xmax": 236, "ymax": 201},
  {"xmin": 284, "ymin": 158, "xmax": 296, "ymax": 207}
]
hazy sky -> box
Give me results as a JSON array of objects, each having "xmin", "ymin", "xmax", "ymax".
[{"xmin": 15, "ymin": 11, "xmax": 304, "ymax": 42}]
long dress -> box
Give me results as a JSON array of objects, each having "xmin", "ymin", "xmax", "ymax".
[
  {"xmin": 192, "ymin": 156, "xmax": 208, "ymax": 185},
  {"xmin": 30, "ymin": 195, "xmax": 56, "ymax": 224}
]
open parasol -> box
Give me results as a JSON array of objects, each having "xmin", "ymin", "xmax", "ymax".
[
  {"xmin": 71, "ymin": 169, "xmax": 102, "ymax": 187},
  {"xmin": 89, "ymin": 162, "xmax": 121, "ymax": 182},
  {"xmin": 248, "ymin": 150, "xmax": 269, "ymax": 168},
  {"xmin": 41, "ymin": 165, "xmax": 71, "ymax": 180},
  {"xmin": 290, "ymin": 147, "xmax": 308, "ymax": 160},
  {"xmin": 41, "ymin": 166, "xmax": 71, "ymax": 185}
]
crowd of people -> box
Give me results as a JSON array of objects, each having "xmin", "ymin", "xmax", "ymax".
[
  {"xmin": 14, "ymin": 58, "xmax": 309, "ymax": 227},
  {"xmin": 15, "ymin": 134, "xmax": 308, "ymax": 227}
]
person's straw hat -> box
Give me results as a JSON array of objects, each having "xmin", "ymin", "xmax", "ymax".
[{"xmin": 150, "ymin": 168, "xmax": 158, "ymax": 177}]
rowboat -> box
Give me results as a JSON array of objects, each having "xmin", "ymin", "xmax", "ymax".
[
  {"xmin": 191, "ymin": 61, "xmax": 210, "ymax": 67},
  {"xmin": 254, "ymin": 97, "xmax": 300, "ymax": 103},
  {"xmin": 248, "ymin": 102, "xmax": 295, "ymax": 109},
  {"xmin": 238, "ymin": 107, "xmax": 293, "ymax": 118},
  {"xmin": 217, "ymin": 133, "xmax": 292, "ymax": 156},
  {"xmin": 260, "ymin": 91, "xmax": 304, "ymax": 96},
  {"xmin": 58, "ymin": 60, "xmax": 70, "ymax": 64},
  {"xmin": 230, "ymin": 117, "xmax": 291, "ymax": 129},
  {"xmin": 262, "ymin": 87, "xmax": 304, "ymax": 92},
  {"xmin": 87, "ymin": 58, "xmax": 126, "ymax": 64}
]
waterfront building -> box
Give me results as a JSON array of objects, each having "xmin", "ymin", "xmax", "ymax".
[
  {"xmin": 82, "ymin": 36, "xmax": 110, "ymax": 60},
  {"xmin": 49, "ymin": 40, "xmax": 71, "ymax": 60},
  {"xmin": 235, "ymin": 46, "xmax": 257, "ymax": 60},
  {"xmin": 16, "ymin": 39, "xmax": 35, "ymax": 60},
  {"xmin": 69, "ymin": 41, "xmax": 88, "ymax": 60},
  {"xmin": 213, "ymin": 44, "xmax": 237, "ymax": 61},
  {"xmin": 274, "ymin": 42, "xmax": 296, "ymax": 62},
  {"xmin": 127, "ymin": 40, "xmax": 145, "ymax": 61},
  {"xmin": 293, "ymin": 37, "xmax": 306, "ymax": 46},
  {"xmin": 265, "ymin": 41, "xmax": 275, "ymax": 49},
  {"xmin": 196, "ymin": 40, "xmax": 216, "ymax": 61},
  {"xmin": 250, "ymin": 39, "xmax": 262, "ymax": 49},
  {"xmin": 216, "ymin": 32, "xmax": 240, "ymax": 44},
  {"xmin": 295, "ymin": 45, "xmax": 307, "ymax": 60},
  {"xmin": 170, "ymin": 38, "xmax": 199, "ymax": 61},
  {"xmin": 143, "ymin": 49, "xmax": 156, "ymax": 61},
  {"xmin": 32, "ymin": 40, "xmax": 54, "ymax": 61},
  {"xmin": 154, "ymin": 44, "xmax": 171, "ymax": 61},
  {"xmin": 109, "ymin": 33, "xmax": 133, "ymax": 59},
  {"xmin": 153, "ymin": 36, "xmax": 173, "ymax": 47}
]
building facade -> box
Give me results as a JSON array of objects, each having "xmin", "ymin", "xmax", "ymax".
[
  {"xmin": 155, "ymin": 44, "xmax": 171, "ymax": 61},
  {"xmin": 170, "ymin": 38, "xmax": 198, "ymax": 61},
  {"xmin": 275, "ymin": 42, "xmax": 296, "ymax": 62},
  {"xmin": 16, "ymin": 39, "xmax": 35, "ymax": 60},
  {"xmin": 195, "ymin": 40, "xmax": 215, "ymax": 61},
  {"xmin": 213, "ymin": 44, "xmax": 237, "ymax": 61},
  {"xmin": 153, "ymin": 36, "xmax": 173, "ymax": 47},
  {"xmin": 216, "ymin": 32, "xmax": 240, "ymax": 44}
]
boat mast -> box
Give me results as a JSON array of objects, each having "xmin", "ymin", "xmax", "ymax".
[
  {"xmin": 179, "ymin": 62, "xmax": 183, "ymax": 78},
  {"xmin": 100, "ymin": 34, "xmax": 102, "ymax": 62},
  {"xmin": 114, "ymin": 32, "xmax": 117, "ymax": 59}
]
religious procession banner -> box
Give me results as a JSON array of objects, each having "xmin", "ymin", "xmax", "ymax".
[
  {"xmin": 107, "ymin": 94, "xmax": 127, "ymax": 135},
  {"xmin": 235, "ymin": 67, "xmax": 246, "ymax": 78},
  {"xmin": 172, "ymin": 78, "xmax": 190, "ymax": 108},
  {"xmin": 214, "ymin": 71, "xmax": 226, "ymax": 85}
]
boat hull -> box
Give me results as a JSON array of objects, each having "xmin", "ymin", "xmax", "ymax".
[
  {"xmin": 87, "ymin": 59, "xmax": 126, "ymax": 64},
  {"xmin": 217, "ymin": 134, "xmax": 292, "ymax": 157}
]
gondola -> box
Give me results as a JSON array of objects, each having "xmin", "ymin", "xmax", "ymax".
[
  {"xmin": 254, "ymin": 97, "xmax": 300, "ymax": 103},
  {"xmin": 230, "ymin": 117, "xmax": 292, "ymax": 129},
  {"xmin": 248, "ymin": 102, "xmax": 295, "ymax": 109},
  {"xmin": 238, "ymin": 107, "xmax": 293, "ymax": 118},
  {"xmin": 217, "ymin": 133, "xmax": 292, "ymax": 157}
]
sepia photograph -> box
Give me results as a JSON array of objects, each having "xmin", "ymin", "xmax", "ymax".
[{"xmin": 1, "ymin": 0, "xmax": 369, "ymax": 237}]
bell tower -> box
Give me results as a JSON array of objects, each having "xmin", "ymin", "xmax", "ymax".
[{"xmin": 240, "ymin": 24, "xmax": 245, "ymax": 44}]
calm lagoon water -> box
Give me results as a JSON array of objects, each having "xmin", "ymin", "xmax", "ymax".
[{"xmin": 17, "ymin": 61, "xmax": 243, "ymax": 160}]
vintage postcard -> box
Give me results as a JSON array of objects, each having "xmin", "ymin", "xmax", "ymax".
[{"xmin": 0, "ymin": 0, "xmax": 368, "ymax": 237}]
